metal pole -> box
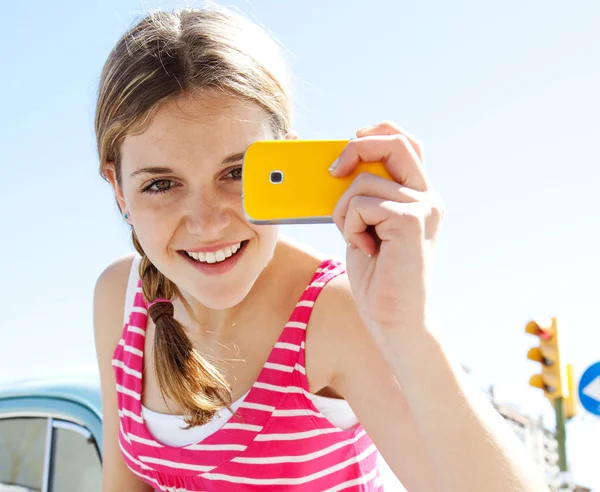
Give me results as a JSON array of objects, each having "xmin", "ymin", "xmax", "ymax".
[{"xmin": 554, "ymin": 397, "xmax": 569, "ymax": 489}]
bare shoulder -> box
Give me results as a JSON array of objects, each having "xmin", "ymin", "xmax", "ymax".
[
  {"xmin": 312, "ymin": 273, "xmax": 370, "ymax": 336},
  {"xmin": 93, "ymin": 253, "xmax": 137, "ymax": 346},
  {"xmin": 94, "ymin": 253, "xmax": 154, "ymax": 491},
  {"xmin": 309, "ymin": 271, "xmax": 385, "ymax": 387},
  {"xmin": 95, "ymin": 253, "xmax": 137, "ymax": 297},
  {"xmin": 274, "ymin": 239, "xmax": 366, "ymax": 361},
  {"xmin": 311, "ymin": 271, "xmax": 363, "ymax": 326},
  {"xmin": 312, "ymin": 271, "xmax": 361, "ymax": 335}
]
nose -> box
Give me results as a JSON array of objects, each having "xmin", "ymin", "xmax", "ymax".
[{"xmin": 183, "ymin": 189, "xmax": 232, "ymax": 238}]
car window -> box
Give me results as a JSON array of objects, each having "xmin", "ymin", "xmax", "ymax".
[
  {"xmin": 51, "ymin": 421, "xmax": 101, "ymax": 492},
  {"xmin": 0, "ymin": 417, "xmax": 46, "ymax": 492}
]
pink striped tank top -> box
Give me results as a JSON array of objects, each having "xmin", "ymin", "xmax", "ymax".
[{"xmin": 112, "ymin": 258, "xmax": 383, "ymax": 491}]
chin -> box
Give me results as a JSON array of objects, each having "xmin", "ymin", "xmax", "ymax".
[
  {"xmin": 174, "ymin": 256, "xmax": 265, "ymax": 310},
  {"xmin": 191, "ymin": 283, "xmax": 254, "ymax": 310},
  {"xmin": 161, "ymin": 233, "xmax": 278, "ymax": 308}
]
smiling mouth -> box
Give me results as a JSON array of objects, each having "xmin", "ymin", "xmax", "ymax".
[{"xmin": 180, "ymin": 240, "xmax": 248, "ymax": 264}]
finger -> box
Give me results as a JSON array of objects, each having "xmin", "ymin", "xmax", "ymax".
[
  {"xmin": 332, "ymin": 172, "xmax": 422, "ymax": 236},
  {"xmin": 343, "ymin": 196, "xmax": 386, "ymax": 256},
  {"xmin": 285, "ymin": 130, "xmax": 299, "ymax": 140},
  {"xmin": 356, "ymin": 121, "xmax": 425, "ymax": 164},
  {"xmin": 344, "ymin": 197, "xmax": 427, "ymax": 255},
  {"xmin": 330, "ymin": 134, "xmax": 429, "ymax": 192}
]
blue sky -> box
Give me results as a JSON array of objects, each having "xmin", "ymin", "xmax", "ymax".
[{"xmin": 1, "ymin": 0, "xmax": 599, "ymax": 488}]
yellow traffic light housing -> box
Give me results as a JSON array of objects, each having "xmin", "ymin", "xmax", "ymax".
[
  {"xmin": 564, "ymin": 364, "xmax": 578, "ymax": 420},
  {"xmin": 525, "ymin": 316, "xmax": 567, "ymax": 402}
]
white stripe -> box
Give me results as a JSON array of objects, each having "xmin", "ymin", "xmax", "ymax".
[
  {"xmin": 295, "ymin": 363, "xmax": 306, "ymax": 375},
  {"xmin": 135, "ymin": 286, "xmax": 143, "ymax": 293},
  {"xmin": 185, "ymin": 443, "xmax": 247, "ymax": 451},
  {"xmin": 112, "ymin": 359, "xmax": 142, "ymax": 378},
  {"xmin": 296, "ymin": 300, "xmax": 315, "ymax": 308},
  {"xmin": 119, "ymin": 339, "xmax": 125, "ymax": 346},
  {"xmin": 131, "ymin": 306, "xmax": 148, "ymax": 315},
  {"xmin": 221, "ymin": 423, "xmax": 263, "ymax": 432},
  {"xmin": 272, "ymin": 408, "xmax": 325, "ymax": 418},
  {"xmin": 264, "ymin": 362, "xmax": 293, "ymax": 373},
  {"xmin": 139, "ymin": 455, "xmax": 215, "ymax": 472},
  {"xmin": 119, "ymin": 408, "xmax": 144, "ymax": 424},
  {"xmin": 254, "ymin": 427, "xmax": 342, "ymax": 441},
  {"xmin": 321, "ymin": 462, "xmax": 379, "ymax": 492},
  {"xmin": 124, "ymin": 345, "xmax": 143, "ymax": 357},
  {"xmin": 310, "ymin": 281, "xmax": 326, "ymax": 288},
  {"xmin": 238, "ymin": 402, "xmax": 276, "ymax": 412},
  {"xmin": 301, "ymin": 341, "xmax": 305, "ymax": 349},
  {"xmin": 116, "ymin": 384, "xmax": 141, "ymax": 400},
  {"xmin": 128, "ymin": 432, "xmax": 163, "ymax": 447},
  {"xmin": 127, "ymin": 325, "xmax": 146, "ymax": 336},
  {"xmin": 119, "ymin": 423, "xmax": 131, "ymax": 444},
  {"xmin": 233, "ymin": 430, "xmax": 367, "ymax": 464},
  {"xmin": 373, "ymin": 472, "xmax": 383, "ymax": 489},
  {"xmin": 202, "ymin": 443, "xmax": 378, "ymax": 485},
  {"xmin": 262, "ymin": 383, "xmax": 315, "ymax": 400},
  {"xmin": 119, "ymin": 438, "xmax": 152, "ymax": 470},
  {"xmin": 254, "ymin": 382, "xmax": 304, "ymax": 394},
  {"xmin": 274, "ymin": 342, "xmax": 301, "ymax": 352},
  {"xmin": 286, "ymin": 321, "xmax": 307, "ymax": 329}
]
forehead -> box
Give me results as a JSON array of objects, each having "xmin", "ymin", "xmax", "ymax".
[{"xmin": 121, "ymin": 91, "xmax": 273, "ymax": 165}]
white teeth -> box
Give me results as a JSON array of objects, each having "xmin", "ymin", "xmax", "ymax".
[{"xmin": 185, "ymin": 242, "xmax": 242, "ymax": 264}]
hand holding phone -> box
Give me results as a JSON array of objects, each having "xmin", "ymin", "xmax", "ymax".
[{"xmin": 242, "ymin": 139, "xmax": 393, "ymax": 224}]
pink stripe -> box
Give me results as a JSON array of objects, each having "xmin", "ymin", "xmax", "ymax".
[
  {"xmin": 225, "ymin": 445, "xmax": 376, "ymax": 479},
  {"xmin": 240, "ymin": 431, "xmax": 370, "ymax": 459},
  {"xmin": 113, "ymin": 259, "xmax": 381, "ymax": 490},
  {"xmin": 128, "ymin": 312, "xmax": 148, "ymax": 331}
]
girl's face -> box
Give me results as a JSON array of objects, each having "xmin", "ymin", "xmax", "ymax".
[{"xmin": 107, "ymin": 92, "xmax": 283, "ymax": 309}]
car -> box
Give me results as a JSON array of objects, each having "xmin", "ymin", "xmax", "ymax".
[
  {"xmin": 0, "ymin": 377, "xmax": 103, "ymax": 492},
  {"xmin": 0, "ymin": 377, "xmax": 405, "ymax": 492}
]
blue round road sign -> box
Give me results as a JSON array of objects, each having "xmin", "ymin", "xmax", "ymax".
[{"xmin": 578, "ymin": 362, "xmax": 600, "ymax": 416}]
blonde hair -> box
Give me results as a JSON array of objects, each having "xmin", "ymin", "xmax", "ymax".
[{"xmin": 94, "ymin": 5, "xmax": 292, "ymax": 427}]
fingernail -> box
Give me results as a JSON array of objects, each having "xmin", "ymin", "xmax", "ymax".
[
  {"xmin": 329, "ymin": 159, "xmax": 339, "ymax": 173},
  {"xmin": 347, "ymin": 241, "xmax": 357, "ymax": 249}
]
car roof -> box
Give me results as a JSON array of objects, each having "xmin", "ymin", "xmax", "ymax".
[{"xmin": 0, "ymin": 377, "xmax": 102, "ymax": 419}]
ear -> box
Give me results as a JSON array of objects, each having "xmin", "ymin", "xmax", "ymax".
[
  {"xmin": 284, "ymin": 130, "xmax": 299, "ymax": 140},
  {"xmin": 104, "ymin": 163, "xmax": 130, "ymax": 222}
]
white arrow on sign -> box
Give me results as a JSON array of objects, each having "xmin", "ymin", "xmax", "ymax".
[{"xmin": 582, "ymin": 376, "xmax": 600, "ymax": 402}]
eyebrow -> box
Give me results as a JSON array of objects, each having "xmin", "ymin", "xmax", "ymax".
[{"xmin": 129, "ymin": 151, "xmax": 246, "ymax": 178}]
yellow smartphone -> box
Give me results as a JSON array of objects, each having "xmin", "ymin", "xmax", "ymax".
[{"xmin": 242, "ymin": 139, "xmax": 393, "ymax": 224}]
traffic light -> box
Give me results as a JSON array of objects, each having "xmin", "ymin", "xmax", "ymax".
[
  {"xmin": 525, "ymin": 316, "xmax": 567, "ymax": 402},
  {"xmin": 564, "ymin": 364, "xmax": 578, "ymax": 420}
]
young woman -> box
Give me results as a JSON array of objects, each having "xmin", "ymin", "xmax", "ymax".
[{"xmin": 93, "ymin": 5, "xmax": 549, "ymax": 492}]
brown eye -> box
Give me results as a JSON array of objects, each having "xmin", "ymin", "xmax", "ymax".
[
  {"xmin": 225, "ymin": 166, "xmax": 242, "ymax": 181},
  {"xmin": 143, "ymin": 179, "xmax": 174, "ymax": 194}
]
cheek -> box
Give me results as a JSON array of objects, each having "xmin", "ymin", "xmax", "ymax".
[
  {"xmin": 254, "ymin": 224, "xmax": 279, "ymax": 251},
  {"xmin": 129, "ymin": 201, "xmax": 178, "ymax": 255},
  {"xmin": 127, "ymin": 183, "xmax": 183, "ymax": 224}
]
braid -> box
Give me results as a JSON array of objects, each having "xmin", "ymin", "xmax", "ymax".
[{"xmin": 131, "ymin": 230, "xmax": 233, "ymax": 428}]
